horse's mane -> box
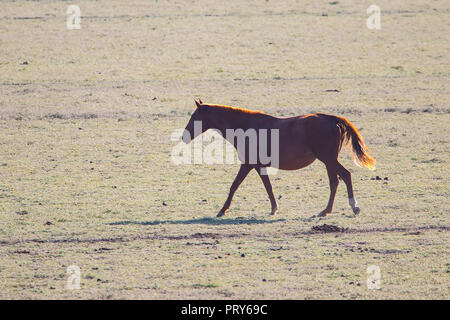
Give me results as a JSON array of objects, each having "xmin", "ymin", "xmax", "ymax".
[{"xmin": 203, "ymin": 104, "xmax": 266, "ymax": 115}]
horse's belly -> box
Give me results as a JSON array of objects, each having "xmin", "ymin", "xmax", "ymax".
[{"xmin": 278, "ymin": 152, "xmax": 316, "ymax": 170}]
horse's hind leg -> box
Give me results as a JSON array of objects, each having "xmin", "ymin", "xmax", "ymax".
[
  {"xmin": 217, "ymin": 164, "xmax": 252, "ymax": 217},
  {"xmin": 318, "ymin": 162, "xmax": 339, "ymax": 217},
  {"xmin": 256, "ymin": 167, "xmax": 278, "ymax": 215},
  {"xmin": 335, "ymin": 162, "xmax": 360, "ymax": 214}
]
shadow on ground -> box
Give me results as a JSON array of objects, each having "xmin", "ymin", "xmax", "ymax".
[{"xmin": 108, "ymin": 217, "xmax": 286, "ymax": 226}]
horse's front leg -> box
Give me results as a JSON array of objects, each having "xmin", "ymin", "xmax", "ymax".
[
  {"xmin": 256, "ymin": 167, "xmax": 278, "ymax": 215},
  {"xmin": 217, "ymin": 164, "xmax": 253, "ymax": 217}
]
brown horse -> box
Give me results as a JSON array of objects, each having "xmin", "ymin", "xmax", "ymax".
[{"xmin": 183, "ymin": 99, "xmax": 375, "ymax": 217}]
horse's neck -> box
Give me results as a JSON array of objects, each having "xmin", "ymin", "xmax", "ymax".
[{"xmin": 212, "ymin": 109, "xmax": 252, "ymax": 134}]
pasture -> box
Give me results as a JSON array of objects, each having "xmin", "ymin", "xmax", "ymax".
[{"xmin": 0, "ymin": 0, "xmax": 448, "ymax": 299}]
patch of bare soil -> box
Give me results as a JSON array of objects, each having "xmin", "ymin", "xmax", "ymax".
[
  {"xmin": 310, "ymin": 224, "xmax": 349, "ymax": 233},
  {"xmin": 0, "ymin": 225, "xmax": 447, "ymax": 246},
  {"xmin": 0, "ymin": 232, "xmax": 245, "ymax": 245}
]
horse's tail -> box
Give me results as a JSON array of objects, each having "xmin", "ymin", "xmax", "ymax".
[{"xmin": 326, "ymin": 114, "xmax": 376, "ymax": 170}]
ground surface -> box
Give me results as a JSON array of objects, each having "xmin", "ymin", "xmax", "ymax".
[{"xmin": 0, "ymin": 0, "xmax": 449, "ymax": 299}]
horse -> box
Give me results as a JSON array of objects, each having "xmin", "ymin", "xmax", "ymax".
[{"xmin": 183, "ymin": 99, "xmax": 375, "ymax": 217}]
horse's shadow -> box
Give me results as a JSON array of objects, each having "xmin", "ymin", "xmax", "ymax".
[{"xmin": 108, "ymin": 217, "xmax": 286, "ymax": 226}]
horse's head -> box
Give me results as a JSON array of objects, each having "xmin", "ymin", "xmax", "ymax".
[{"xmin": 183, "ymin": 98, "xmax": 212, "ymax": 143}]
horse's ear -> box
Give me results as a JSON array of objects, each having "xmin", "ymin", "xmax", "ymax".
[
  {"xmin": 194, "ymin": 98, "xmax": 202, "ymax": 108},
  {"xmin": 198, "ymin": 98, "xmax": 203, "ymax": 104}
]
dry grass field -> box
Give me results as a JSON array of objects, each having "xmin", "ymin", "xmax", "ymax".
[{"xmin": 0, "ymin": 0, "xmax": 449, "ymax": 299}]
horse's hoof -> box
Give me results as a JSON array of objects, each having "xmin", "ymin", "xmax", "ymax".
[
  {"xmin": 270, "ymin": 207, "xmax": 278, "ymax": 215},
  {"xmin": 216, "ymin": 212, "xmax": 225, "ymax": 218},
  {"xmin": 353, "ymin": 206, "xmax": 361, "ymax": 215},
  {"xmin": 318, "ymin": 210, "xmax": 329, "ymax": 217}
]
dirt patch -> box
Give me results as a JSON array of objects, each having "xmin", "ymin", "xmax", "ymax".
[
  {"xmin": 0, "ymin": 232, "xmax": 245, "ymax": 245},
  {"xmin": 94, "ymin": 247, "xmax": 113, "ymax": 252},
  {"xmin": 0, "ymin": 225, "xmax": 448, "ymax": 246},
  {"xmin": 343, "ymin": 246, "xmax": 411, "ymax": 255},
  {"xmin": 190, "ymin": 232, "xmax": 219, "ymax": 239},
  {"xmin": 186, "ymin": 241, "xmax": 218, "ymax": 246},
  {"xmin": 310, "ymin": 224, "xmax": 349, "ymax": 233},
  {"xmin": 372, "ymin": 249, "xmax": 411, "ymax": 254},
  {"xmin": 11, "ymin": 250, "xmax": 32, "ymax": 254},
  {"xmin": 348, "ymin": 225, "xmax": 449, "ymax": 234}
]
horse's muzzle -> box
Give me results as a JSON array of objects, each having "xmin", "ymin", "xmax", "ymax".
[{"xmin": 182, "ymin": 130, "xmax": 192, "ymax": 144}]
